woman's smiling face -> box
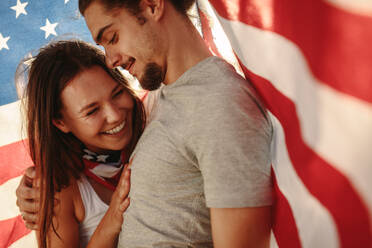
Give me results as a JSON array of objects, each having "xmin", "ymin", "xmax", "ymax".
[{"xmin": 53, "ymin": 65, "xmax": 134, "ymax": 153}]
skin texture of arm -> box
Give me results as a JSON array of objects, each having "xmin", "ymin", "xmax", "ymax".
[
  {"xmin": 36, "ymin": 180, "xmax": 81, "ymax": 248},
  {"xmin": 16, "ymin": 164, "xmax": 132, "ymax": 232},
  {"xmin": 34, "ymin": 166, "xmax": 130, "ymax": 248},
  {"xmin": 210, "ymin": 206, "xmax": 272, "ymax": 248}
]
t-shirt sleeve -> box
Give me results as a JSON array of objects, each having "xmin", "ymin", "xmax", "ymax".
[{"xmin": 190, "ymin": 82, "xmax": 273, "ymax": 208}]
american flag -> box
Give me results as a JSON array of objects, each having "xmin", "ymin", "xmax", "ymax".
[
  {"xmin": 0, "ymin": 0, "xmax": 94, "ymax": 246},
  {"xmin": 1, "ymin": 0, "xmax": 371, "ymax": 247},
  {"xmin": 198, "ymin": 0, "xmax": 372, "ymax": 247}
]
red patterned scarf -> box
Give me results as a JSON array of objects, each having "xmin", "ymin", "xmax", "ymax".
[{"xmin": 82, "ymin": 149, "xmax": 125, "ymax": 191}]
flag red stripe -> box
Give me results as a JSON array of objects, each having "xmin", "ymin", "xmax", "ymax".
[
  {"xmin": 199, "ymin": 4, "xmax": 371, "ymax": 244},
  {"xmin": 0, "ymin": 140, "xmax": 33, "ymax": 185},
  {"xmin": 209, "ymin": 0, "xmax": 372, "ymax": 103},
  {"xmin": 199, "ymin": 9, "xmax": 223, "ymax": 58},
  {"xmin": 0, "ymin": 215, "xmax": 31, "ymax": 247},
  {"xmin": 238, "ymin": 61, "xmax": 372, "ymax": 247},
  {"xmin": 272, "ymin": 171, "xmax": 302, "ymax": 248},
  {"xmin": 197, "ymin": 19, "xmax": 300, "ymax": 246}
]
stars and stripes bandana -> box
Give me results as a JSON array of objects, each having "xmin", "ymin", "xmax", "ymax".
[{"xmin": 82, "ymin": 149, "xmax": 125, "ymax": 191}]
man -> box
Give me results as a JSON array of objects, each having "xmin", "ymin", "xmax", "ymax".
[{"xmin": 17, "ymin": 0, "xmax": 273, "ymax": 247}]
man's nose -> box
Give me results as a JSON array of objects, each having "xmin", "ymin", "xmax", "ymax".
[{"xmin": 105, "ymin": 49, "xmax": 122, "ymax": 69}]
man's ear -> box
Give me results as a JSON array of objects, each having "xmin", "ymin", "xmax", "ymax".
[
  {"xmin": 52, "ymin": 119, "xmax": 70, "ymax": 133},
  {"xmin": 141, "ymin": 0, "xmax": 164, "ymax": 21}
]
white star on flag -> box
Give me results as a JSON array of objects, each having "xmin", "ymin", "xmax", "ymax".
[
  {"xmin": 83, "ymin": 154, "xmax": 94, "ymax": 161},
  {"xmin": 40, "ymin": 18, "xmax": 58, "ymax": 39},
  {"xmin": 83, "ymin": 149, "xmax": 96, "ymax": 155},
  {"xmin": 65, "ymin": 0, "xmax": 70, "ymax": 4},
  {"xmin": 97, "ymin": 155, "xmax": 109, "ymax": 163},
  {"xmin": 0, "ymin": 33, "xmax": 10, "ymax": 50},
  {"xmin": 10, "ymin": 0, "xmax": 28, "ymax": 19}
]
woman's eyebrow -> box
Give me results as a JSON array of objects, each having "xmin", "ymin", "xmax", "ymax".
[{"xmin": 79, "ymin": 102, "xmax": 97, "ymax": 114}]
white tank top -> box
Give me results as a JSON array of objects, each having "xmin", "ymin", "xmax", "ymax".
[{"xmin": 76, "ymin": 175, "xmax": 109, "ymax": 247}]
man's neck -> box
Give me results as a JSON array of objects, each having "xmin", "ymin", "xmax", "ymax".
[{"xmin": 162, "ymin": 6, "xmax": 212, "ymax": 85}]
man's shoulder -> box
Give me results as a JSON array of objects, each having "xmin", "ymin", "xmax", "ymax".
[
  {"xmin": 193, "ymin": 56, "xmax": 244, "ymax": 84},
  {"xmin": 178, "ymin": 57, "xmax": 246, "ymax": 99}
]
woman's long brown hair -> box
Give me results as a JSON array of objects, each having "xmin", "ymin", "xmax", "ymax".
[{"xmin": 24, "ymin": 40, "xmax": 146, "ymax": 248}]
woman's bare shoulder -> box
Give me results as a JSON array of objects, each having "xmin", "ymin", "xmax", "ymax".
[{"xmin": 54, "ymin": 176, "xmax": 85, "ymax": 223}]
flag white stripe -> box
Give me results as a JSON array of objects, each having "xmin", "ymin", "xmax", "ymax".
[
  {"xmin": 0, "ymin": 176, "xmax": 22, "ymax": 221},
  {"xmin": 9, "ymin": 231, "xmax": 37, "ymax": 248},
  {"xmin": 0, "ymin": 100, "xmax": 25, "ymax": 147},
  {"xmin": 270, "ymin": 114, "xmax": 340, "ymax": 248},
  {"xmin": 214, "ymin": 14, "xmax": 372, "ymax": 218},
  {"xmin": 270, "ymin": 231, "xmax": 279, "ymax": 248}
]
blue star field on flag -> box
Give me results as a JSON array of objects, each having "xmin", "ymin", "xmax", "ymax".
[{"xmin": 0, "ymin": 0, "xmax": 96, "ymax": 106}]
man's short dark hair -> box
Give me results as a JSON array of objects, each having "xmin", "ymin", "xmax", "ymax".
[{"xmin": 79, "ymin": 0, "xmax": 195, "ymax": 17}]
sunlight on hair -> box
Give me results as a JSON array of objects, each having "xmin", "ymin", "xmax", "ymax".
[{"xmin": 118, "ymin": 67, "xmax": 144, "ymax": 94}]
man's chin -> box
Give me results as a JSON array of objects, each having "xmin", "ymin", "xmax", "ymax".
[
  {"xmin": 139, "ymin": 62, "xmax": 164, "ymax": 91},
  {"xmin": 139, "ymin": 80, "xmax": 162, "ymax": 91}
]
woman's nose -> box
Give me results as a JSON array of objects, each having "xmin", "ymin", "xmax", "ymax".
[{"xmin": 104, "ymin": 103, "xmax": 122, "ymax": 124}]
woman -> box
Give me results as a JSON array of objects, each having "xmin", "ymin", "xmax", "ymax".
[{"xmin": 24, "ymin": 39, "xmax": 146, "ymax": 248}]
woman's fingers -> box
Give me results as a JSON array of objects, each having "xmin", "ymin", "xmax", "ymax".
[
  {"xmin": 21, "ymin": 211, "xmax": 38, "ymax": 222},
  {"xmin": 117, "ymin": 165, "xmax": 131, "ymax": 198},
  {"xmin": 16, "ymin": 198, "xmax": 39, "ymax": 213},
  {"xmin": 25, "ymin": 221, "xmax": 39, "ymax": 230},
  {"xmin": 109, "ymin": 159, "xmax": 132, "ymax": 220},
  {"xmin": 119, "ymin": 198, "xmax": 130, "ymax": 212},
  {"xmin": 16, "ymin": 180, "xmax": 40, "ymax": 210},
  {"xmin": 121, "ymin": 156, "xmax": 133, "ymax": 178},
  {"xmin": 112, "ymin": 166, "xmax": 131, "ymax": 206}
]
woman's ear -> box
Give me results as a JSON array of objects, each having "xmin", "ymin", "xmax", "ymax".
[{"xmin": 52, "ymin": 119, "xmax": 70, "ymax": 133}]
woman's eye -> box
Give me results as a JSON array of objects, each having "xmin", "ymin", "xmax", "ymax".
[{"xmin": 86, "ymin": 108, "xmax": 98, "ymax": 116}]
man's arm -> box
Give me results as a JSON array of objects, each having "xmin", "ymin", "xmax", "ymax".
[
  {"xmin": 15, "ymin": 166, "xmax": 40, "ymax": 230},
  {"xmin": 210, "ymin": 206, "xmax": 271, "ymax": 248}
]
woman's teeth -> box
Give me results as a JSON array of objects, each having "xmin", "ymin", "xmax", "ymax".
[{"xmin": 104, "ymin": 121, "xmax": 126, "ymax": 134}]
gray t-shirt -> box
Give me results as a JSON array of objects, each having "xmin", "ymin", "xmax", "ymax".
[{"xmin": 118, "ymin": 56, "xmax": 273, "ymax": 247}]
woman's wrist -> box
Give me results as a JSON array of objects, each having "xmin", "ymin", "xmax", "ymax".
[
  {"xmin": 100, "ymin": 210, "xmax": 122, "ymax": 236},
  {"xmin": 87, "ymin": 213, "xmax": 120, "ymax": 248}
]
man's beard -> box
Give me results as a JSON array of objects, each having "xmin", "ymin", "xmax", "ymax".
[{"xmin": 139, "ymin": 62, "xmax": 163, "ymax": 91}]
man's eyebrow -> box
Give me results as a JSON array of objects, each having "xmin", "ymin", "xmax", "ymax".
[{"xmin": 95, "ymin": 24, "xmax": 113, "ymax": 44}]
